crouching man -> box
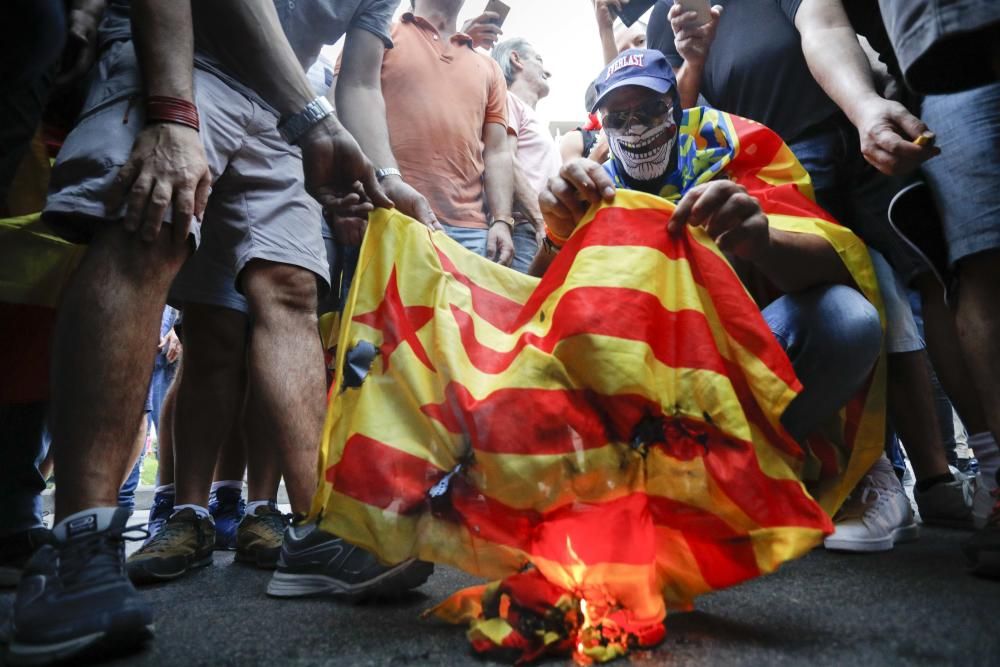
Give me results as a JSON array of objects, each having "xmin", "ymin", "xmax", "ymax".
[{"xmin": 532, "ymin": 49, "xmax": 883, "ymax": 450}]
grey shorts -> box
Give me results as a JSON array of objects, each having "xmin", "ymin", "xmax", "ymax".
[
  {"xmin": 44, "ymin": 40, "xmax": 328, "ymax": 311},
  {"xmin": 870, "ymin": 249, "xmax": 923, "ymax": 354},
  {"xmin": 920, "ymin": 83, "xmax": 1000, "ymax": 265},
  {"xmin": 879, "ymin": 0, "xmax": 1000, "ymax": 94}
]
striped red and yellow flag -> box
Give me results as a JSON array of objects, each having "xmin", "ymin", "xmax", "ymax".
[
  {"xmin": 312, "ymin": 110, "xmax": 885, "ymax": 663},
  {"xmin": 0, "ymin": 213, "xmax": 83, "ymax": 404}
]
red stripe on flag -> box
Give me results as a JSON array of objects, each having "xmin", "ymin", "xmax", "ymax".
[
  {"xmin": 434, "ymin": 246, "xmax": 525, "ymax": 331},
  {"xmin": 646, "ymin": 496, "xmax": 763, "ymax": 589},
  {"xmin": 450, "ymin": 287, "xmax": 727, "ymax": 376},
  {"xmin": 326, "ymin": 434, "xmax": 442, "ymax": 514}
]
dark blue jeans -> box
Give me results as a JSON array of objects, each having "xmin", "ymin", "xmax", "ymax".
[{"xmin": 0, "ymin": 403, "xmax": 48, "ymax": 536}]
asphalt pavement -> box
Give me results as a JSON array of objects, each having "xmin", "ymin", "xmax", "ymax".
[{"xmin": 3, "ymin": 521, "xmax": 997, "ymax": 666}]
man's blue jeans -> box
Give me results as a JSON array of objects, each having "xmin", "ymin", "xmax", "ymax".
[
  {"xmin": 764, "ymin": 284, "xmax": 882, "ymax": 441},
  {"xmin": 0, "ymin": 403, "xmax": 48, "ymax": 537},
  {"xmin": 443, "ymin": 224, "xmax": 538, "ymax": 274}
]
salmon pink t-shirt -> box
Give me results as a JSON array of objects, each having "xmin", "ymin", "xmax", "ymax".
[{"xmin": 381, "ymin": 14, "xmax": 509, "ymax": 229}]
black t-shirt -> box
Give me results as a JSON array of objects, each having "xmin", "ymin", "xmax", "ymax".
[{"xmin": 647, "ymin": 0, "xmax": 839, "ymax": 143}]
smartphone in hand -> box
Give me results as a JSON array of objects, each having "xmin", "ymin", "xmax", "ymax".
[
  {"xmin": 674, "ymin": 0, "xmax": 713, "ymax": 26},
  {"xmin": 484, "ymin": 0, "xmax": 511, "ymax": 26}
]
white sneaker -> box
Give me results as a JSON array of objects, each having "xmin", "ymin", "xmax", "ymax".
[
  {"xmin": 914, "ymin": 474, "xmax": 975, "ymax": 529},
  {"xmin": 825, "ymin": 458, "xmax": 919, "ymax": 552}
]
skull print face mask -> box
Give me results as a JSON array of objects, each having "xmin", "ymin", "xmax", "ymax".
[{"xmin": 606, "ymin": 117, "xmax": 678, "ymax": 182}]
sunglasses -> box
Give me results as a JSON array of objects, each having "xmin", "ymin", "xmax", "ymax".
[{"xmin": 602, "ymin": 98, "xmax": 674, "ymax": 131}]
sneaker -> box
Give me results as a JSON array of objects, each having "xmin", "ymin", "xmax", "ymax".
[
  {"xmin": 962, "ymin": 488, "xmax": 1000, "ymax": 578},
  {"xmin": 4, "ymin": 508, "xmax": 153, "ymax": 665},
  {"xmin": 973, "ymin": 474, "xmax": 997, "ymax": 530},
  {"xmin": 209, "ymin": 487, "xmax": 245, "ymax": 551},
  {"xmin": 126, "ymin": 508, "xmax": 215, "ymax": 585},
  {"xmin": 235, "ymin": 503, "xmax": 287, "ymax": 569},
  {"xmin": 0, "ymin": 528, "xmax": 53, "ymax": 588},
  {"xmin": 914, "ymin": 475, "xmax": 975, "ymax": 529},
  {"xmin": 824, "ymin": 460, "xmax": 919, "ymax": 552},
  {"xmin": 266, "ymin": 522, "xmax": 433, "ymax": 599},
  {"xmin": 144, "ymin": 490, "xmax": 175, "ymax": 547}
]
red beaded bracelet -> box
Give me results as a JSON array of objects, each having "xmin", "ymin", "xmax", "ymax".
[{"xmin": 146, "ymin": 96, "xmax": 200, "ymax": 132}]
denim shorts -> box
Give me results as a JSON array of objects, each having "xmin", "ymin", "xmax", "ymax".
[
  {"xmin": 879, "ymin": 0, "xmax": 1000, "ymax": 94},
  {"xmin": 920, "ymin": 83, "xmax": 1000, "ymax": 265}
]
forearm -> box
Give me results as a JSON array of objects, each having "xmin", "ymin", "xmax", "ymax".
[
  {"xmin": 752, "ymin": 228, "xmax": 854, "ymax": 294},
  {"xmin": 336, "ymin": 84, "xmax": 396, "ymax": 169},
  {"xmin": 527, "ymin": 247, "xmax": 555, "ymax": 277},
  {"xmin": 191, "ymin": 0, "xmax": 314, "ymax": 116},
  {"xmin": 800, "ymin": 25, "xmax": 881, "ymax": 127},
  {"xmin": 676, "ymin": 61, "xmax": 703, "ymax": 109},
  {"xmin": 509, "ymin": 138, "xmax": 542, "ymax": 220},
  {"xmin": 131, "ymin": 0, "xmax": 194, "ymax": 100},
  {"xmin": 483, "ymin": 131, "xmax": 514, "ymax": 221},
  {"xmin": 599, "ymin": 22, "xmax": 618, "ymax": 64}
]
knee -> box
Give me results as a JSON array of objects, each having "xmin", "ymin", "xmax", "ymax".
[
  {"xmin": 241, "ymin": 261, "xmax": 319, "ymax": 321},
  {"xmin": 819, "ymin": 285, "xmax": 883, "ymax": 375}
]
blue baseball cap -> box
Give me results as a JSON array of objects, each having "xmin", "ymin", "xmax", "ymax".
[{"xmin": 590, "ymin": 48, "xmax": 678, "ymax": 113}]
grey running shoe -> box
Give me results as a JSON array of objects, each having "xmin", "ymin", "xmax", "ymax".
[
  {"xmin": 127, "ymin": 508, "xmax": 214, "ymax": 585},
  {"xmin": 266, "ymin": 522, "xmax": 433, "ymax": 599},
  {"xmin": 4, "ymin": 508, "xmax": 153, "ymax": 665}
]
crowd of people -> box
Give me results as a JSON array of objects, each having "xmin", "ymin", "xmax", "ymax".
[{"xmin": 0, "ymin": 0, "xmax": 998, "ymax": 664}]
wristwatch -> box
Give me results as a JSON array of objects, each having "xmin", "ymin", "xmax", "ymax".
[
  {"xmin": 489, "ymin": 216, "xmax": 515, "ymax": 230},
  {"xmin": 278, "ymin": 96, "xmax": 334, "ymax": 145},
  {"xmin": 375, "ymin": 167, "xmax": 402, "ymax": 181}
]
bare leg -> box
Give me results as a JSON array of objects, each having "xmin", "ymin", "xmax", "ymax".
[
  {"xmin": 954, "ymin": 250, "xmax": 1000, "ymax": 447},
  {"xmin": 172, "ymin": 304, "xmax": 248, "ymax": 508},
  {"xmin": 213, "ymin": 412, "xmax": 248, "ymax": 483},
  {"xmin": 242, "ymin": 261, "xmax": 325, "ymax": 514},
  {"xmin": 51, "ymin": 224, "xmax": 188, "ymax": 521},
  {"xmin": 155, "ymin": 362, "xmax": 179, "ymax": 487},
  {"xmin": 887, "ymin": 350, "xmax": 951, "ymax": 480},
  {"xmin": 246, "ymin": 413, "xmax": 283, "ymax": 502},
  {"xmin": 916, "ymin": 274, "xmax": 990, "ymax": 434}
]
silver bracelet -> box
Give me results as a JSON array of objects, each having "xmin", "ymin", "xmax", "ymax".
[{"xmin": 278, "ymin": 96, "xmax": 334, "ymax": 145}]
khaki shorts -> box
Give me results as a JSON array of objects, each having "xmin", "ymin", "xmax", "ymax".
[{"xmin": 44, "ymin": 40, "xmax": 329, "ymax": 312}]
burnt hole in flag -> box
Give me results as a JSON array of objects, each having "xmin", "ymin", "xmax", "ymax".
[
  {"xmin": 428, "ymin": 462, "xmax": 464, "ymax": 521},
  {"xmin": 341, "ymin": 340, "xmax": 378, "ymax": 390},
  {"xmin": 629, "ymin": 413, "xmax": 666, "ymax": 457}
]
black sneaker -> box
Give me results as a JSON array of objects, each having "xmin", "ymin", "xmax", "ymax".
[
  {"xmin": 266, "ymin": 522, "xmax": 433, "ymax": 600},
  {"xmin": 963, "ymin": 488, "xmax": 1000, "ymax": 578},
  {"xmin": 126, "ymin": 508, "xmax": 215, "ymax": 585},
  {"xmin": 4, "ymin": 508, "xmax": 153, "ymax": 665},
  {"xmin": 0, "ymin": 528, "xmax": 53, "ymax": 588}
]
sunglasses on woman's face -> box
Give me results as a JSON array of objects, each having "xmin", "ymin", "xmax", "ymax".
[{"xmin": 602, "ymin": 98, "xmax": 674, "ymax": 131}]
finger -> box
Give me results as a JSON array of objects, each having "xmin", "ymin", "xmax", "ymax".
[
  {"xmin": 123, "ymin": 173, "xmax": 153, "ymax": 233},
  {"xmin": 704, "ymin": 191, "xmax": 758, "ymax": 240},
  {"xmin": 194, "ymin": 172, "xmax": 211, "ymax": 221},
  {"xmin": 561, "ymin": 161, "xmax": 604, "ymax": 205},
  {"xmin": 417, "ymin": 200, "xmax": 442, "ymax": 230},
  {"xmin": 500, "ymin": 237, "xmax": 514, "ymax": 266},
  {"xmin": 486, "ymin": 228, "xmax": 498, "ymax": 260},
  {"xmin": 361, "ymin": 170, "xmax": 394, "ymax": 210},
  {"xmin": 479, "ymin": 10, "xmax": 501, "ymax": 21},
  {"xmin": 110, "ymin": 160, "xmax": 141, "ymax": 217},
  {"xmin": 171, "ymin": 184, "xmax": 196, "ymax": 243},
  {"xmin": 892, "ymin": 108, "xmax": 930, "ymax": 141},
  {"xmin": 687, "ymin": 181, "xmax": 737, "ymax": 227},
  {"xmin": 669, "ymin": 183, "xmax": 708, "ymax": 232},
  {"xmin": 141, "ymin": 180, "xmax": 172, "ymax": 242},
  {"xmin": 551, "ymin": 179, "xmax": 589, "ymax": 220},
  {"xmin": 539, "ymin": 189, "xmax": 577, "ymax": 230},
  {"xmin": 716, "ymin": 213, "xmax": 767, "ymax": 257}
]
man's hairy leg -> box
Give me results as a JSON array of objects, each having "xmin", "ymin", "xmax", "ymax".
[
  {"xmin": 50, "ymin": 223, "xmax": 189, "ymax": 521},
  {"xmin": 173, "ymin": 304, "xmax": 248, "ymax": 508},
  {"xmin": 955, "ymin": 250, "xmax": 1000, "ymax": 447},
  {"xmin": 242, "ymin": 261, "xmax": 325, "ymax": 515}
]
